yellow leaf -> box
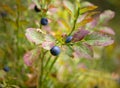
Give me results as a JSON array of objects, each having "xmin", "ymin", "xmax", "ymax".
[
  {"xmin": 63, "ymin": 0, "xmax": 74, "ymax": 16},
  {"xmin": 76, "ymin": 18, "xmax": 93, "ymax": 29},
  {"xmin": 80, "ymin": 6, "xmax": 98, "ymax": 14},
  {"xmin": 59, "ymin": 20, "xmax": 71, "ymax": 32}
]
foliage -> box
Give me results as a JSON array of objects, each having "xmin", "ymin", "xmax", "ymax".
[{"xmin": 0, "ymin": 0, "xmax": 119, "ymax": 88}]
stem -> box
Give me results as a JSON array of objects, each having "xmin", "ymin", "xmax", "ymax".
[
  {"xmin": 16, "ymin": 2, "xmax": 20, "ymax": 60},
  {"xmin": 44, "ymin": 56, "xmax": 52, "ymax": 69},
  {"xmin": 43, "ymin": 56, "xmax": 59, "ymax": 87},
  {"xmin": 49, "ymin": 56, "xmax": 58, "ymax": 73},
  {"xmin": 39, "ymin": 55, "xmax": 44, "ymax": 88},
  {"xmin": 37, "ymin": 50, "xmax": 48, "ymax": 88},
  {"xmin": 68, "ymin": 7, "xmax": 80, "ymax": 36}
]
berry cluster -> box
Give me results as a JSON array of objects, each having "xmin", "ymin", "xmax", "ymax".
[
  {"xmin": 50, "ymin": 36, "xmax": 73, "ymax": 56},
  {"xmin": 34, "ymin": 4, "xmax": 73, "ymax": 56}
]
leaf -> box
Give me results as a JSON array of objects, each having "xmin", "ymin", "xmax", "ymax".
[
  {"xmin": 76, "ymin": 18, "xmax": 93, "ymax": 29},
  {"xmin": 23, "ymin": 48, "xmax": 40, "ymax": 66},
  {"xmin": 58, "ymin": 19, "xmax": 71, "ymax": 32},
  {"xmin": 73, "ymin": 43, "xmax": 93, "ymax": 59},
  {"xmin": 62, "ymin": 45, "xmax": 74, "ymax": 58},
  {"xmin": 80, "ymin": 6, "xmax": 98, "ymax": 14},
  {"xmin": 63, "ymin": 0, "xmax": 74, "ymax": 16},
  {"xmin": 73, "ymin": 29, "xmax": 90, "ymax": 42},
  {"xmin": 100, "ymin": 10, "xmax": 115, "ymax": 23},
  {"xmin": 86, "ymin": 18, "xmax": 98, "ymax": 29},
  {"xmin": 25, "ymin": 28, "xmax": 45, "ymax": 45},
  {"xmin": 41, "ymin": 34, "xmax": 55, "ymax": 50},
  {"xmin": 84, "ymin": 32, "xmax": 114, "ymax": 46},
  {"xmin": 42, "ymin": 41, "xmax": 55, "ymax": 50},
  {"xmin": 99, "ymin": 26, "xmax": 115, "ymax": 35},
  {"xmin": 81, "ymin": 1, "xmax": 94, "ymax": 7}
]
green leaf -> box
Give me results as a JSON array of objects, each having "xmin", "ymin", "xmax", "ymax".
[
  {"xmin": 63, "ymin": 0, "xmax": 74, "ymax": 16},
  {"xmin": 76, "ymin": 11, "xmax": 98, "ymax": 29},
  {"xmin": 98, "ymin": 26, "xmax": 115, "ymax": 35},
  {"xmin": 59, "ymin": 19, "xmax": 71, "ymax": 32},
  {"xmin": 80, "ymin": 6, "xmax": 98, "ymax": 14},
  {"xmin": 23, "ymin": 48, "xmax": 40, "ymax": 66},
  {"xmin": 25, "ymin": 28, "xmax": 45, "ymax": 45},
  {"xmin": 73, "ymin": 43, "xmax": 93, "ymax": 59},
  {"xmin": 76, "ymin": 18, "xmax": 93, "ymax": 29},
  {"xmin": 41, "ymin": 34, "xmax": 55, "ymax": 50},
  {"xmin": 84, "ymin": 32, "xmax": 114, "ymax": 46}
]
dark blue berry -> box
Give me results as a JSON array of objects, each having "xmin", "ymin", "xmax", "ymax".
[
  {"xmin": 50, "ymin": 46, "xmax": 60, "ymax": 56},
  {"xmin": 40, "ymin": 18, "xmax": 48, "ymax": 25},
  {"xmin": 34, "ymin": 5, "xmax": 41, "ymax": 12},
  {"xmin": 65, "ymin": 36, "xmax": 73, "ymax": 43},
  {"xmin": 3, "ymin": 66, "xmax": 10, "ymax": 72},
  {"xmin": 0, "ymin": 12, "xmax": 7, "ymax": 17}
]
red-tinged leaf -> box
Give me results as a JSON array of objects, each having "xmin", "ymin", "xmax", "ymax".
[
  {"xmin": 73, "ymin": 29, "xmax": 90, "ymax": 42},
  {"xmin": 42, "ymin": 41, "xmax": 55, "ymax": 50},
  {"xmin": 49, "ymin": 4, "xmax": 57, "ymax": 9},
  {"xmin": 80, "ymin": 5, "xmax": 98, "ymax": 14},
  {"xmin": 41, "ymin": 34, "xmax": 55, "ymax": 50},
  {"xmin": 25, "ymin": 28, "xmax": 45, "ymax": 45},
  {"xmin": 85, "ymin": 11, "xmax": 99, "ymax": 18},
  {"xmin": 86, "ymin": 18, "xmax": 98, "ymax": 29},
  {"xmin": 45, "ymin": 34, "xmax": 55, "ymax": 42},
  {"xmin": 73, "ymin": 43, "xmax": 93, "ymax": 59},
  {"xmin": 77, "ymin": 13, "xmax": 88, "ymax": 23},
  {"xmin": 23, "ymin": 48, "xmax": 40, "ymax": 66},
  {"xmin": 99, "ymin": 26, "xmax": 115, "ymax": 35},
  {"xmin": 63, "ymin": 0, "xmax": 74, "ymax": 16},
  {"xmin": 76, "ymin": 18, "xmax": 93, "ymax": 29},
  {"xmin": 48, "ymin": 5, "xmax": 58, "ymax": 13},
  {"xmin": 100, "ymin": 10, "xmax": 115, "ymax": 23},
  {"xmin": 42, "ymin": 26, "xmax": 52, "ymax": 34},
  {"xmin": 84, "ymin": 32, "xmax": 114, "ymax": 46}
]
